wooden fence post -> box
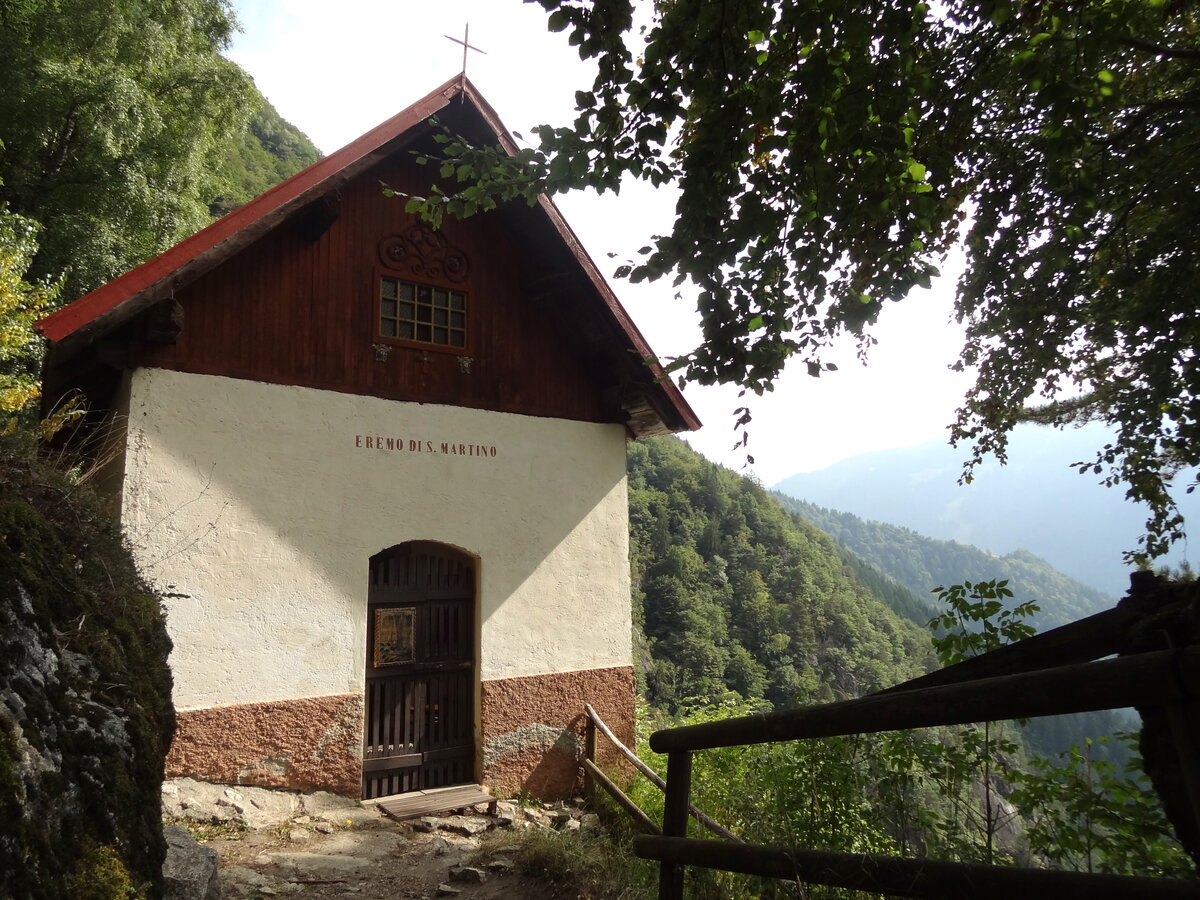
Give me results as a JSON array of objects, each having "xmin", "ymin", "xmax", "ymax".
[
  {"xmin": 1164, "ymin": 700, "xmax": 1200, "ymax": 844},
  {"xmin": 584, "ymin": 709, "xmax": 597, "ymax": 804},
  {"xmin": 659, "ymin": 750, "xmax": 693, "ymax": 900}
]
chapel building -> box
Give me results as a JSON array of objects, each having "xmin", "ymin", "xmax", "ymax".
[{"xmin": 37, "ymin": 76, "xmax": 699, "ymax": 801}]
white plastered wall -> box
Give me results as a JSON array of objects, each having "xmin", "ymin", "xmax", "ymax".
[{"xmin": 120, "ymin": 368, "xmax": 632, "ymax": 710}]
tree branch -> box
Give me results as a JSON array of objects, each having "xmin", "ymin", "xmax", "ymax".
[{"xmin": 1119, "ymin": 35, "xmax": 1200, "ymax": 62}]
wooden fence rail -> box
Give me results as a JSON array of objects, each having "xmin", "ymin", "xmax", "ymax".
[
  {"xmin": 639, "ymin": 578, "xmax": 1200, "ymax": 900},
  {"xmin": 581, "ymin": 703, "xmax": 741, "ymax": 843},
  {"xmin": 633, "ymin": 835, "xmax": 1200, "ymax": 900},
  {"xmin": 650, "ymin": 648, "xmax": 1200, "ymax": 753}
]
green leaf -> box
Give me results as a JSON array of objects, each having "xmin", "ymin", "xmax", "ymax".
[
  {"xmin": 390, "ymin": 0, "xmax": 1200, "ymax": 566},
  {"xmin": 548, "ymin": 153, "xmax": 571, "ymax": 181}
]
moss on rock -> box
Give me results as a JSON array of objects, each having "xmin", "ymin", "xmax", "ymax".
[
  {"xmin": 0, "ymin": 435, "xmax": 173, "ymax": 898},
  {"xmin": 68, "ymin": 845, "xmax": 142, "ymax": 900}
]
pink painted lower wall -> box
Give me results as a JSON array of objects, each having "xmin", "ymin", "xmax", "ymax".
[
  {"xmin": 481, "ymin": 666, "xmax": 635, "ymax": 799},
  {"xmin": 166, "ymin": 693, "xmax": 364, "ymax": 797},
  {"xmin": 165, "ymin": 665, "xmax": 636, "ymax": 801}
]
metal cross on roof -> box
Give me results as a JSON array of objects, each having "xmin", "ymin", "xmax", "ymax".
[{"xmin": 444, "ymin": 24, "xmax": 487, "ymax": 77}]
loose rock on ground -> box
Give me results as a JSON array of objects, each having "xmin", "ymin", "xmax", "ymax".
[{"xmin": 162, "ymin": 779, "xmax": 605, "ymax": 899}]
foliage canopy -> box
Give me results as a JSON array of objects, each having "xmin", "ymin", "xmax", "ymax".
[
  {"xmin": 0, "ymin": 193, "xmax": 57, "ymax": 417},
  {"xmin": 0, "ymin": 0, "xmax": 253, "ymax": 297},
  {"xmin": 412, "ymin": 0, "xmax": 1200, "ymax": 562},
  {"xmin": 0, "ymin": 0, "xmax": 319, "ymax": 403}
]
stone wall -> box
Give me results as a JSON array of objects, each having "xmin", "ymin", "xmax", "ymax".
[
  {"xmin": 167, "ymin": 693, "xmax": 364, "ymax": 796},
  {"xmin": 0, "ymin": 440, "xmax": 174, "ymax": 898}
]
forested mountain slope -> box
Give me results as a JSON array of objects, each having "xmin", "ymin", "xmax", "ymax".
[
  {"xmin": 773, "ymin": 424, "xmax": 1200, "ymax": 597},
  {"xmin": 817, "ymin": 540, "xmax": 939, "ymax": 627},
  {"xmin": 626, "ymin": 441, "xmax": 1129, "ymax": 758},
  {"xmin": 771, "ymin": 496, "xmax": 1133, "ymax": 758},
  {"xmin": 776, "ymin": 496, "xmax": 1115, "ymax": 631},
  {"xmin": 0, "ymin": 0, "xmax": 320, "ymax": 300},
  {"xmin": 209, "ymin": 94, "xmax": 322, "ymax": 216},
  {"xmin": 627, "ymin": 437, "xmax": 934, "ymax": 712}
]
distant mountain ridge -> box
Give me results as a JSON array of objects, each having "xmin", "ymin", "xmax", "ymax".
[
  {"xmin": 773, "ymin": 423, "xmax": 1200, "ymax": 597},
  {"xmin": 772, "ymin": 494, "xmax": 1136, "ymax": 760},
  {"xmin": 775, "ymin": 496, "xmax": 1113, "ymax": 630}
]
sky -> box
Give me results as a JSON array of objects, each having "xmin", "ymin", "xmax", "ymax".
[{"xmin": 226, "ymin": 0, "xmax": 974, "ymax": 486}]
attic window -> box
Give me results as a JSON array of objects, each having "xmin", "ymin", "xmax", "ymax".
[{"xmin": 379, "ymin": 276, "xmax": 466, "ymax": 348}]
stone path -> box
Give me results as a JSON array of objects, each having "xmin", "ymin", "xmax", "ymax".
[{"xmin": 163, "ymin": 778, "xmax": 605, "ymax": 899}]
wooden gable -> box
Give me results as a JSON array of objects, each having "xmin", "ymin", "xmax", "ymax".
[
  {"xmin": 125, "ymin": 150, "xmax": 616, "ymax": 422},
  {"xmin": 38, "ymin": 76, "xmax": 699, "ymax": 438}
]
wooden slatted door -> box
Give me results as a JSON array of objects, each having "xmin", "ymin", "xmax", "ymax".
[{"xmin": 362, "ymin": 543, "xmax": 476, "ymax": 799}]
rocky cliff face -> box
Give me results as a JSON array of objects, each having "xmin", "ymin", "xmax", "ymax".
[{"xmin": 0, "ymin": 437, "xmax": 174, "ymax": 899}]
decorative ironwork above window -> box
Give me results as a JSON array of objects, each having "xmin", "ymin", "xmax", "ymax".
[
  {"xmin": 380, "ymin": 276, "xmax": 467, "ymax": 348},
  {"xmin": 378, "ymin": 227, "xmax": 469, "ymax": 284}
]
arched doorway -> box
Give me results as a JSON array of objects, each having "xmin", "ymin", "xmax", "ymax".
[{"xmin": 361, "ymin": 541, "xmax": 477, "ymax": 799}]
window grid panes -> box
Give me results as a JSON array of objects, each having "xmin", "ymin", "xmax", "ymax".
[{"xmin": 380, "ymin": 276, "xmax": 466, "ymax": 348}]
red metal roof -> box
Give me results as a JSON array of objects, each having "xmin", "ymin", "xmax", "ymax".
[{"xmin": 37, "ymin": 75, "xmax": 699, "ymax": 434}]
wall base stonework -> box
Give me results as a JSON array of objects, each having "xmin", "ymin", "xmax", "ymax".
[
  {"xmin": 481, "ymin": 666, "xmax": 635, "ymax": 800},
  {"xmin": 166, "ymin": 694, "xmax": 364, "ymax": 797},
  {"xmin": 166, "ymin": 667, "xmax": 635, "ymax": 801}
]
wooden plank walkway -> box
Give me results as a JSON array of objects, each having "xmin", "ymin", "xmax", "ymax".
[{"xmin": 374, "ymin": 783, "xmax": 495, "ymax": 821}]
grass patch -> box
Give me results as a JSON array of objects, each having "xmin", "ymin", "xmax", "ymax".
[
  {"xmin": 472, "ymin": 823, "xmax": 657, "ymax": 899},
  {"xmin": 163, "ymin": 815, "xmax": 248, "ymax": 843}
]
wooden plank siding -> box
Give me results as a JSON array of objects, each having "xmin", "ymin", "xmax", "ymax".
[
  {"xmin": 134, "ymin": 146, "xmax": 613, "ymax": 424},
  {"xmin": 39, "ymin": 78, "xmax": 699, "ymax": 436}
]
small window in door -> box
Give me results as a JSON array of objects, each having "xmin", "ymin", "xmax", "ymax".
[{"xmin": 373, "ymin": 607, "xmax": 416, "ymax": 667}]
